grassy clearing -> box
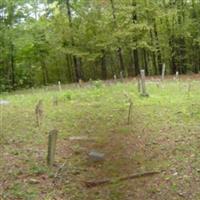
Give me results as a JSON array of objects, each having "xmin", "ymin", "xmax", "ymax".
[{"xmin": 1, "ymin": 77, "xmax": 200, "ymax": 199}]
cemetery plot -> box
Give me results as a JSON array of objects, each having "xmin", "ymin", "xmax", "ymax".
[{"xmin": 1, "ymin": 76, "xmax": 200, "ymax": 199}]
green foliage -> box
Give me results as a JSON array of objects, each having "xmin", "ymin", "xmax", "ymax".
[{"xmin": 1, "ymin": 0, "xmax": 200, "ymax": 90}]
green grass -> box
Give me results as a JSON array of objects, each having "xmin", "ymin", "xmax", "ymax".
[{"xmin": 1, "ymin": 78, "xmax": 200, "ymax": 199}]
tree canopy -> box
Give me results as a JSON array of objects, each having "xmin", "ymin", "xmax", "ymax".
[{"xmin": 1, "ymin": 0, "xmax": 200, "ymax": 91}]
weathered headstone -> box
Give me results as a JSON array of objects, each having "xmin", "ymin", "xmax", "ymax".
[
  {"xmin": 140, "ymin": 69, "xmax": 149, "ymax": 97},
  {"xmin": 47, "ymin": 129, "xmax": 58, "ymax": 167}
]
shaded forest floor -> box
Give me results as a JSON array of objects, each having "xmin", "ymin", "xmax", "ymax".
[{"xmin": 1, "ymin": 75, "xmax": 200, "ymax": 199}]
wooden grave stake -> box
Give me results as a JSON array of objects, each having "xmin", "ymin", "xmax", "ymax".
[
  {"xmin": 140, "ymin": 69, "xmax": 149, "ymax": 97},
  {"xmin": 47, "ymin": 129, "xmax": 58, "ymax": 167}
]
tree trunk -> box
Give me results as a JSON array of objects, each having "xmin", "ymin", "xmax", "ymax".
[
  {"xmin": 153, "ymin": 21, "xmax": 162, "ymax": 74},
  {"xmin": 10, "ymin": 43, "xmax": 15, "ymax": 88},
  {"xmin": 129, "ymin": 50, "xmax": 134, "ymax": 77},
  {"xmin": 166, "ymin": 16, "xmax": 176, "ymax": 74},
  {"xmin": 150, "ymin": 29, "xmax": 158, "ymax": 75},
  {"xmin": 132, "ymin": 0, "xmax": 140, "ymax": 76},
  {"xmin": 73, "ymin": 56, "xmax": 82, "ymax": 81},
  {"xmin": 143, "ymin": 49, "xmax": 148, "ymax": 75},
  {"xmin": 118, "ymin": 48, "xmax": 125, "ymax": 72},
  {"xmin": 133, "ymin": 49, "xmax": 140, "ymax": 76},
  {"xmin": 65, "ymin": 54, "xmax": 73, "ymax": 82},
  {"xmin": 41, "ymin": 59, "xmax": 49, "ymax": 85},
  {"xmin": 101, "ymin": 50, "xmax": 107, "ymax": 80},
  {"xmin": 110, "ymin": 0, "xmax": 125, "ymax": 73},
  {"xmin": 66, "ymin": 0, "xmax": 82, "ymax": 82}
]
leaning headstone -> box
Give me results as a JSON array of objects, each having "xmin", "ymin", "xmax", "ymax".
[
  {"xmin": 88, "ymin": 150, "xmax": 105, "ymax": 162},
  {"xmin": 47, "ymin": 129, "xmax": 58, "ymax": 167},
  {"xmin": 161, "ymin": 63, "xmax": 166, "ymax": 81},
  {"xmin": 140, "ymin": 69, "xmax": 149, "ymax": 97}
]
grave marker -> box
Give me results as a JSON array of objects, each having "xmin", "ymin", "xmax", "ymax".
[
  {"xmin": 35, "ymin": 100, "xmax": 43, "ymax": 127},
  {"xmin": 47, "ymin": 129, "xmax": 58, "ymax": 167}
]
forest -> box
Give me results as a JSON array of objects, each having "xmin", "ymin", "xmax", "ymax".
[
  {"xmin": 3, "ymin": 1, "xmax": 200, "ymax": 199},
  {"xmin": 1, "ymin": 0, "xmax": 200, "ymax": 91}
]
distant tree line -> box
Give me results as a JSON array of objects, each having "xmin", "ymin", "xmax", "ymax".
[{"xmin": 1, "ymin": 0, "xmax": 200, "ymax": 91}]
